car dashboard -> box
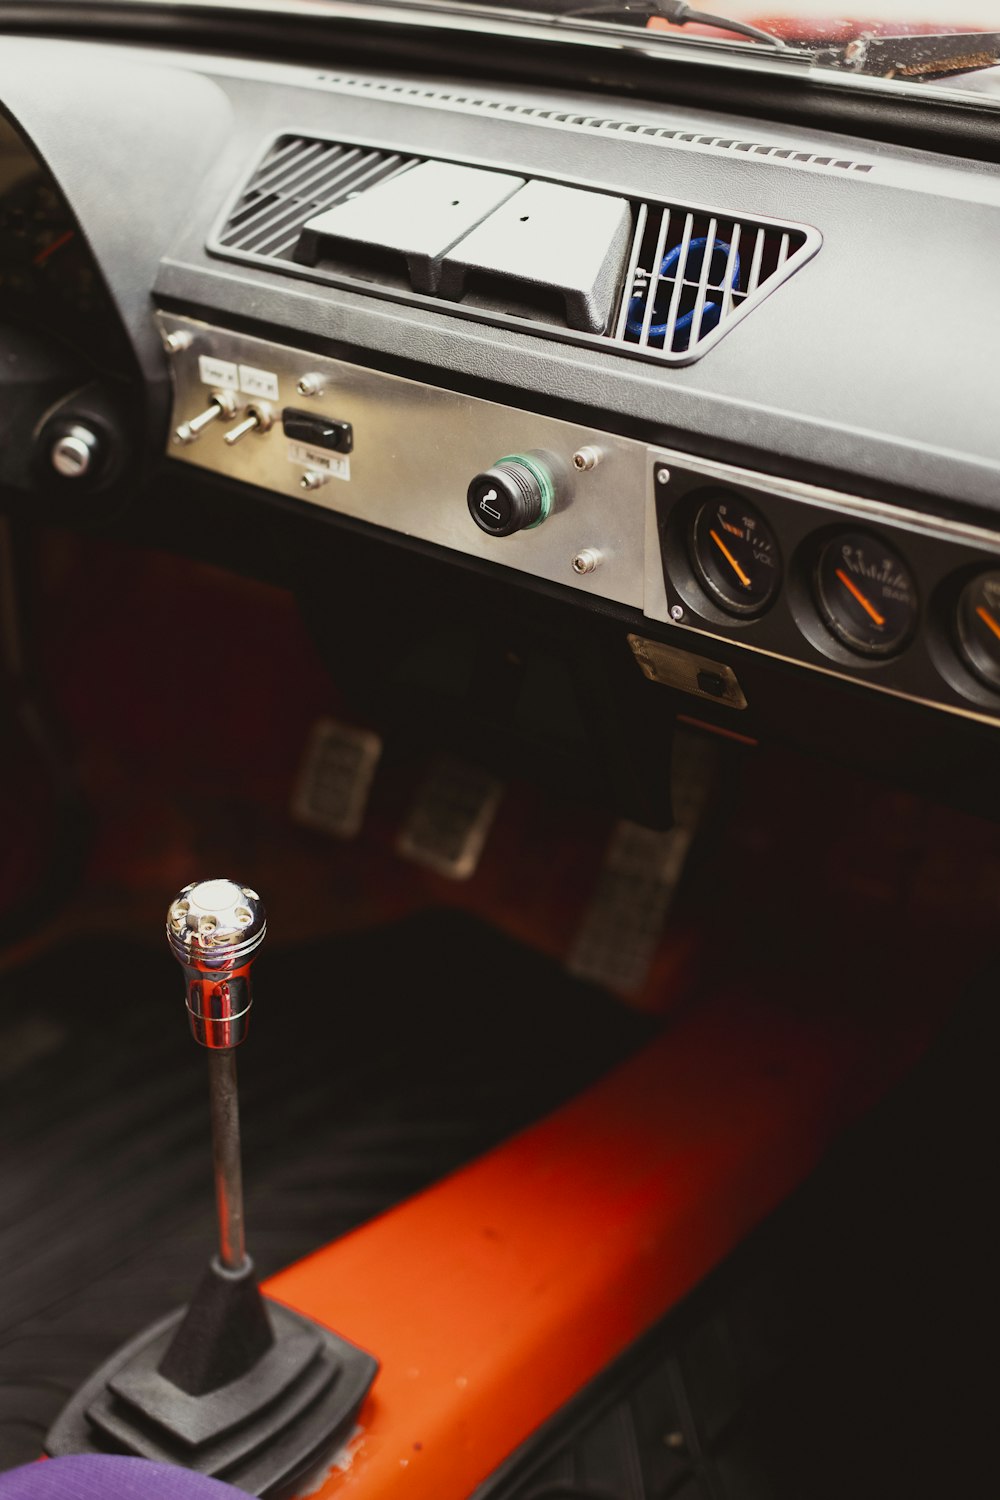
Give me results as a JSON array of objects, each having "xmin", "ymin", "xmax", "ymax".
[
  {"xmin": 2, "ymin": 29, "xmax": 1000, "ymax": 818},
  {"xmin": 2, "ymin": 13, "xmax": 1000, "ymax": 1500}
]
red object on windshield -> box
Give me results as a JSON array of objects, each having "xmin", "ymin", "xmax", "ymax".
[{"xmin": 647, "ymin": 6, "xmax": 999, "ymax": 44}]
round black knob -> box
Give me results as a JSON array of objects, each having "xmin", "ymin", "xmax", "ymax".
[{"xmin": 467, "ymin": 454, "xmax": 554, "ymax": 538}]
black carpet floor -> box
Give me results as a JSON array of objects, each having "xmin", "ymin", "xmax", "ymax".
[{"xmin": 0, "ymin": 913, "xmax": 653, "ymax": 1470}]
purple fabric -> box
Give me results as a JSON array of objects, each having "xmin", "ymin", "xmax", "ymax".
[{"xmin": 0, "ymin": 1457, "xmax": 251, "ymax": 1500}]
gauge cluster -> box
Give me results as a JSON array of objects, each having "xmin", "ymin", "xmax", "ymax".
[
  {"xmin": 0, "ymin": 116, "xmax": 129, "ymax": 369},
  {"xmin": 654, "ymin": 462, "xmax": 1000, "ymax": 725}
]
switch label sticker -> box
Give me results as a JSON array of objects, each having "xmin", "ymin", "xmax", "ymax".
[
  {"xmin": 198, "ymin": 355, "xmax": 238, "ymax": 390},
  {"xmin": 239, "ymin": 364, "xmax": 280, "ymax": 401},
  {"xmin": 287, "ymin": 442, "xmax": 351, "ymax": 481}
]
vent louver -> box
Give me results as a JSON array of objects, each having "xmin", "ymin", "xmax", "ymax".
[
  {"xmin": 217, "ymin": 136, "xmax": 420, "ymax": 260},
  {"xmin": 614, "ymin": 205, "xmax": 807, "ymax": 356},
  {"xmin": 211, "ymin": 134, "xmax": 820, "ymax": 367}
]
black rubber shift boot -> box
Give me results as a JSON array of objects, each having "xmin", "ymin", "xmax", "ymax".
[{"xmin": 157, "ymin": 1258, "xmax": 275, "ymax": 1396}]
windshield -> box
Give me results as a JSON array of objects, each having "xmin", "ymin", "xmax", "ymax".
[
  {"xmin": 507, "ymin": 0, "xmax": 1000, "ymax": 91},
  {"xmin": 644, "ymin": 1, "xmax": 1000, "ymax": 54},
  {"xmin": 10, "ymin": 0, "xmax": 1000, "ymax": 95},
  {"xmin": 640, "ymin": 0, "xmax": 1000, "ymax": 45},
  {"xmin": 543, "ymin": 3, "xmax": 1000, "ymax": 58}
]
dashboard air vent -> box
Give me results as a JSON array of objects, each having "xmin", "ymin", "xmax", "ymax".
[
  {"xmin": 612, "ymin": 205, "xmax": 808, "ymax": 357},
  {"xmin": 217, "ymin": 135, "xmax": 420, "ymax": 260},
  {"xmin": 212, "ymin": 135, "xmax": 820, "ymax": 366}
]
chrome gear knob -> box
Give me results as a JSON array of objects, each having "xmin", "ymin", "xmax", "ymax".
[{"xmin": 166, "ymin": 879, "xmax": 266, "ymax": 1049}]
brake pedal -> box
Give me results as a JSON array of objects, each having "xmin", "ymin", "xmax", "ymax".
[
  {"xmin": 396, "ymin": 756, "xmax": 503, "ymax": 880},
  {"xmin": 291, "ymin": 717, "xmax": 382, "ymax": 839}
]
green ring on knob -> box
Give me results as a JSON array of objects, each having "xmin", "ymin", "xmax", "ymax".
[{"xmin": 496, "ymin": 453, "xmax": 554, "ymax": 527}]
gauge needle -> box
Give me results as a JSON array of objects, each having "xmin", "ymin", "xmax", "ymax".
[
  {"xmin": 710, "ymin": 529, "xmax": 751, "ymax": 589},
  {"xmin": 836, "ymin": 568, "xmax": 885, "ymax": 628},
  {"xmin": 33, "ymin": 229, "xmax": 75, "ymax": 267},
  {"xmin": 976, "ymin": 604, "xmax": 1000, "ymax": 644}
]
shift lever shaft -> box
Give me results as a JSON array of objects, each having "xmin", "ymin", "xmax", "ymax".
[
  {"xmin": 166, "ymin": 878, "xmax": 266, "ymax": 1271},
  {"xmin": 207, "ymin": 1051, "xmax": 246, "ymax": 1270}
]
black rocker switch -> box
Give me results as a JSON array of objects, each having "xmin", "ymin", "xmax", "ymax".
[
  {"xmin": 282, "ymin": 408, "xmax": 353, "ymax": 454},
  {"xmin": 47, "ymin": 880, "xmax": 378, "ymax": 1500}
]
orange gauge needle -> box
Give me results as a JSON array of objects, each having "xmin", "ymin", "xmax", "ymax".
[
  {"xmin": 710, "ymin": 529, "xmax": 751, "ymax": 589},
  {"xmin": 976, "ymin": 604, "xmax": 1000, "ymax": 643},
  {"xmin": 836, "ymin": 568, "xmax": 885, "ymax": 628}
]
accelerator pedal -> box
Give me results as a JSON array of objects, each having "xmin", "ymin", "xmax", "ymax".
[{"xmin": 568, "ymin": 732, "xmax": 717, "ymax": 994}]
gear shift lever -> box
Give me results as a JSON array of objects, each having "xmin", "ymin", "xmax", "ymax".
[
  {"xmin": 166, "ymin": 878, "xmax": 266, "ymax": 1272},
  {"xmin": 47, "ymin": 879, "xmax": 378, "ymax": 1499}
]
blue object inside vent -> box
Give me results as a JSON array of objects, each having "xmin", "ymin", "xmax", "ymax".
[{"xmin": 626, "ymin": 236, "xmax": 741, "ymax": 349}]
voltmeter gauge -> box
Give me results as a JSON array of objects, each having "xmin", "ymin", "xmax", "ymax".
[
  {"xmin": 689, "ymin": 493, "xmax": 781, "ymax": 616},
  {"xmin": 957, "ymin": 570, "xmax": 1000, "ymax": 692},
  {"xmin": 815, "ymin": 531, "xmax": 918, "ymax": 657}
]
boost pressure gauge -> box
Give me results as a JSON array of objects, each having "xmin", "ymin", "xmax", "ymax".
[
  {"xmin": 688, "ymin": 492, "xmax": 781, "ymax": 616},
  {"xmin": 956, "ymin": 570, "xmax": 1000, "ymax": 692},
  {"xmin": 815, "ymin": 531, "xmax": 918, "ymax": 657}
]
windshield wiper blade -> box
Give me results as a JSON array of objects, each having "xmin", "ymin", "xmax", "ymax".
[{"xmin": 558, "ymin": 0, "xmax": 786, "ymax": 48}]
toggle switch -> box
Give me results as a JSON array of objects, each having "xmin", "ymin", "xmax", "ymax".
[
  {"xmin": 173, "ymin": 389, "xmax": 237, "ymax": 445},
  {"xmin": 282, "ymin": 407, "xmax": 353, "ymax": 454},
  {"xmin": 224, "ymin": 402, "xmax": 273, "ymax": 446}
]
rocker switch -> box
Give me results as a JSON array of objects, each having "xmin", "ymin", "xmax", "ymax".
[{"xmin": 282, "ymin": 408, "xmax": 353, "ymax": 454}]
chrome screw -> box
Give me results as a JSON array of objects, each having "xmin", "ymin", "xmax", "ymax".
[
  {"xmin": 572, "ymin": 446, "xmax": 602, "ymax": 472},
  {"xmin": 296, "ymin": 373, "xmax": 324, "ymax": 397},
  {"xmin": 657, "ymin": 467, "xmax": 671, "ymax": 485},
  {"xmin": 164, "ymin": 329, "xmax": 193, "ymax": 354},
  {"xmin": 670, "ymin": 604, "xmax": 684, "ymax": 621},
  {"xmin": 572, "ymin": 548, "xmax": 602, "ymax": 576},
  {"xmin": 300, "ymin": 470, "xmax": 328, "ymax": 492}
]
